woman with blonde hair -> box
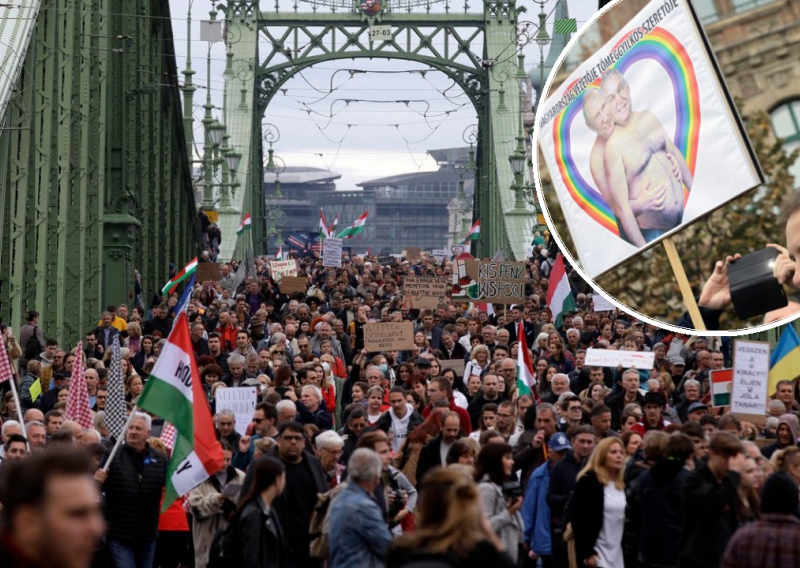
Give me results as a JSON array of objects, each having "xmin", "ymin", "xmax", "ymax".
[
  {"xmin": 772, "ymin": 445, "xmax": 800, "ymax": 485},
  {"xmin": 463, "ymin": 344, "xmax": 491, "ymax": 383},
  {"xmin": 126, "ymin": 321, "xmax": 142, "ymax": 354},
  {"xmin": 570, "ymin": 437, "xmax": 627, "ymax": 567},
  {"xmin": 388, "ymin": 467, "xmax": 514, "ymax": 568}
]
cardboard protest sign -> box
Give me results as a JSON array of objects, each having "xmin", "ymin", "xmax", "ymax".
[
  {"xmin": 536, "ymin": 0, "xmax": 763, "ymax": 277},
  {"xmin": 214, "ymin": 387, "xmax": 258, "ymax": 436},
  {"xmin": 731, "ymin": 340, "xmax": 770, "ymax": 424},
  {"xmin": 402, "ymin": 276, "xmax": 449, "ymax": 310},
  {"xmin": 439, "ymin": 358, "xmax": 466, "ymax": 376},
  {"xmin": 585, "ymin": 348, "xmax": 655, "ymax": 370},
  {"xmin": 279, "ymin": 276, "xmax": 307, "ymax": 295},
  {"xmin": 450, "ymin": 260, "xmax": 527, "ymax": 305},
  {"xmin": 270, "ymin": 259, "xmax": 297, "ymax": 281},
  {"xmin": 323, "ymin": 238, "xmax": 343, "ymax": 268},
  {"xmin": 196, "ymin": 262, "xmax": 220, "ymax": 282},
  {"xmin": 406, "ymin": 247, "xmax": 421, "ymax": 261},
  {"xmin": 364, "ymin": 321, "xmax": 414, "ymax": 351}
]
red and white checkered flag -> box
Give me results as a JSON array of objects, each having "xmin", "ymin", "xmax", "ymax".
[
  {"xmin": 160, "ymin": 421, "xmax": 177, "ymax": 452},
  {"xmin": 64, "ymin": 341, "xmax": 94, "ymax": 430},
  {"xmin": 0, "ymin": 336, "xmax": 14, "ymax": 384}
]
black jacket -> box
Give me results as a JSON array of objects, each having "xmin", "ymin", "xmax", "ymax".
[
  {"xmin": 604, "ymin": 390, "xmax": 644, "ymax": 431},
  {"xmin": 439, "ymin": 341, "xmax": 467, "ymax": 361},
  {"xmin": 467, "ymin": 394, "xmax": 508, "ymax": 429},
  {"xmin": 546, "ymin": 451, "xmax": 583, "ymax": 525},
  {"xmin": 238, "ymin": 499, "xmax": 291, "ymax": 568},
  {"xmin": 635, "ymin": 459, "xmax": 689, "ymax": 566},
  {"xmin": 101, "ymin": 444, "xmax": 168, "ymax": 540},
  {"xmin": 679, "ymin": 463, "xmax": 740, "ymax": 568},
  {"xmin": 370, "ymin": 408, "xmax": 425, "ymax": 439},
  {"xmin": 570, "ymin": 470, "xmax": 606, "ymax": 565},
  {"xmin": 415, "ymin": 435, "xmax": 445, "ymax": 488},
  {"xmin": 512, "ymin": 430, "xmax": 546, "ymax": 489}
]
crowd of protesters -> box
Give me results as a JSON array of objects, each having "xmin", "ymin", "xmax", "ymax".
[{"xmin": 2, "ymin": 244, "xmax": 800, "ymax": 568}]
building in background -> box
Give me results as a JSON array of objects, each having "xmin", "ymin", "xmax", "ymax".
[{"xmin": 265, "ymin": 148, "xmax": 474, "ymax": 254}]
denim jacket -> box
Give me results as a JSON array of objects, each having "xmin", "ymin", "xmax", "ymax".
[
  {"xmin": 521, "ymin": 460, "xmax": 553, "ymax": 556},
  {"xmin": 328, "ymin": 482, "xmax": 393, "ymax": 568}
]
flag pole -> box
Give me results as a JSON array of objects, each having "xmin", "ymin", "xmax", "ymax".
[
  {"xmin": 101, "ymin": 406, "xmax": 139, "ymax": 472},
  {"xmin": 662, "ymin": 238, "xmax": 707, "ymax": 331},
  {"xmin": 8, "ymin": 379, "xmax": 28, "ymax": 450}
]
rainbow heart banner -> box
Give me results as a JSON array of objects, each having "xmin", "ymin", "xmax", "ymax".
[{"xmin": 536, "ymin": 0, "xmax": 763, "ymax": 278}]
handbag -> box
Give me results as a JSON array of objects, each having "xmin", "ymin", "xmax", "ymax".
[{"xmin": 563, "ymin": 522, "xmax": 578, "ymax": 568}]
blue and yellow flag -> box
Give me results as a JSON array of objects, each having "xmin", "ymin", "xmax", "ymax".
[{"xmin": 769, "ymin": 325, "xmax": 800, "ymax": 395}]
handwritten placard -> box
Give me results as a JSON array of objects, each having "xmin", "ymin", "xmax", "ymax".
[
  {"xmin": 450, "ymin": 260, "xmax": 527, "ymax": 305},
  {"xmin": 439, "ymin": 358, "xmax": 466, "ymax": 375},
  {"xmin": 364, "ymin": 321, "xmax": 414, "ymax": 352},
  {"xmin": 592, "ymin": 294, "xmax": 615, "ymax": 313},
  {"xmin": 215, "ymin": 387, "xmax": 258, "ymax": 436},
  {"xmin": 279, "ymin": 276, "xmax": 307, "ymax": 295},
  {"xmin": 323, "ymin": 237, "xmax": 343, "ymax": 268},
  {"xmin": 402, "ymin": 276, "xmax": 449, "ymax": 310},
  {"xmin": 270, "ymin": 259, "xmax": 297, "ymax": 281},
  {"xmin": 585, "ymin": 348, "xmax": 655, "ymax": 370},
  {"xmin": 731, "ymin": 340, "xmax": 770, "ymax": 421}
]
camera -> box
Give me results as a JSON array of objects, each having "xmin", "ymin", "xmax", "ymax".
[
  {"xmin": 501, "ymin": 480, "xmax": 523, "ymax": 500},
  {"xmin": 727, "ymin": 247, "xmax": 788, "ymax": 320}
]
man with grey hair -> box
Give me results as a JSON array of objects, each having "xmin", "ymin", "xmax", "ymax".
[
  {"xmin": 310, "ymin": 321, "xmax": 345, "ymax": 362},
  {"xmin": 276, "ymin": 400, "xmax": 297, "ymax": 424},
  {"xmin": 316, "ymin": 430, "xmax": 346, "ymax": 486},
  {"xmin": 224, "ymin": 352, "xmax": 246, "ymax": 386},
  {"xmin": 513, "ymin": 402, "xmax": 558, "ymax": 486},
  {"xmin": 0, "ymin": 420, "xmax": 22, "ymax": 458},
  {"xmin": 605, "ymin": 367, "xmax": 645, "ymax": 431},
  {"xmin": 25, "ymin": 420, "xmax": 47, "ymax": 452},
  {"xmin": 328, "ymin": 448, "xmax": 392, "ymax": 568},
  {"xmin": 214, "ymin": 409, "xmax": 240, "ymax": 449},
  {"xmin": 293, "ymin": 385, "xmax": 333, "ymax": 430},
  {"xmin": 94, "ymin": 411, "xmax": 167, "ymax": 567}
]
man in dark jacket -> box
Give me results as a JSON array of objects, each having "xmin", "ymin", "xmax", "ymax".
[
  {"xmin": 467, "ymin": 373, "xmax": 507, "ymax": 427},
  {"xmin": 292, "ymin": 385, "xmax": 333, "ymax": 430},
  {"xmin": 604, "ymin": 369, "xmax": 645, "ymax": 431},
  {"xmin": 415, "ymin": 412, "xmax": 461, "ymax": 488},
  {"xmin": 95, "ymin": 412, "xmax": 168, "ymax": 568},
  {"xmin": 680, "ymin": 432, "xmax": 745, "ymax": 568},
  {"xmin": 241, "ymin": 422, "xmax": 327, "ymax": 568},
  {"xmin": 635, "ymin": 433, "xmax": 693, "ymax": 568},
  {"xmin": 370, "ymin": 386, "xmax": 424, "ymax": 452}
]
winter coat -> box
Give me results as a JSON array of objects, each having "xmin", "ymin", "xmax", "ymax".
[
  {"xmin": 18, "ymin": 372, "xmax": 40, "ymax": 410},
  {"xmin": 395, "ymin": 439, "xmax": 426, "ymax": 487},
  {"xmin": 238, "ymin": 497, "xmax": 291, "ymax": 568},
  {"xmin": 636, "ymin": 459, "xmax": 689, "ymax": 567},
  {"xmin": 478, "ymin": 477, "xmax": 524, "ymax": 564},
  {"xmin": 521, "ymin": 460, "xmax": 553, "ymax": 556},
  {"xmin": 188, "ymin": 466, "xmax": 246, "ymax": 568},
  {"xmin": 570, "ymin": 470, "xmax": 606, "ymax": 565},
  {"xmin": 546, "ymin": 450, "xmax": 583, "ymax": 526}
]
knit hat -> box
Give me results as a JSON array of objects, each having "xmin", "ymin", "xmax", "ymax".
[
  {"xmin": 760, "ymin": 471, "xmax": 799, "ymax": 514},
  {"xmin": 778, "ymin": 413, "xmax": 799, "ymax": 445}
]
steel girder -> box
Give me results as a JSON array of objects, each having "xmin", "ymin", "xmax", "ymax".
[{"xmin": 0, "ymin": 0, "xmax": 201, "ymax": 345}]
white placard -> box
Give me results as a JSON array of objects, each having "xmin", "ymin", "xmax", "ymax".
[
  {"xmin": 592, "ymin": 294, "xmax": 615, "ymax": 312},
  {"xmin": 536, "ymin": 0, "xmax": 762, "ymax": 277},
  {"xmin": 215, "ymin": 387, "xmax": 258, "ymax": 437},
  {"xmin": 269, "ymin": 259, "xmax": 297, "ymax": 281},
  {"xmin": 585, "ymin": 348, "xmax": 655, "ymax": 370},
  {"xmin": 323, "ymin": 238, "xmax": 343, "ymax": 268},
  {"xmin": 432, "ymin": 249, "xmax": 449, "ymax": 262},
  {"xmin": 731, "ymin": 340, "xmax": 770, "ymax": 418}
]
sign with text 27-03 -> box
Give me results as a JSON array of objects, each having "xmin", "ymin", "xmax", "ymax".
[
  {"xmin": 451, "ymin": 260, "xmax": 527, "ymax": 305},
  {"xmin": 536, "ymin": 0, "xmax": 762, "ymax": 277},
  {"xmin": 731, "ymin": 340, "xmax": 770, "ymax": 421}
]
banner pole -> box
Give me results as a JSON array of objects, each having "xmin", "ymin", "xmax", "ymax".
[
  {"xmin": 662, "ymin": 238, "xmax": 707, "ymax": 331},
  {"xmin": 101, "ymin": 406, "xmax": 139, "ymax": 472},
  {"xmin": 8, "ymin": 379, "xmax": 28, "ymax": 451}
]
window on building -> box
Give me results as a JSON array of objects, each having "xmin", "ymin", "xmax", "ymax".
[
  {"xmin": 770, "ymin": 100, "xmax": 800, "ymax": 187},
  {"xmin": 731, "ymin": 0, "xmax": 780, "ymax": 15},
  {"xmin": 692, "ymin": 0, "xmax": 719, "ymax": 23}
]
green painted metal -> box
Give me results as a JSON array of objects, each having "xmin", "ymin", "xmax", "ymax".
[
  {"xmin": 0, "ymin": 0, "xmax": 202, "ymax": 346},
  {"xmin": 223, "ymin": 0, "xmax": 534, "ymax": 260}
]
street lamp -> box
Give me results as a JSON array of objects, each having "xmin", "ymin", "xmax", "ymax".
[
  {"xmin": 226, "ymin": 150, "xmax": 242, "ymax": 173},
  {"xmin": 208, "ymin": 120, "xmax": 226, "ymax": 147}
]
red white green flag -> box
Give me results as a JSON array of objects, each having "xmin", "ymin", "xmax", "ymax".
[
  {"xmin": 161, "ymin": 258, "xmax": 198, "ymax": 296},
  {"xmin": 516, "ymin": 320, "xmax": 540, "ymax": 402},
  {"xmin": 337, "ymin": 211, "xmax": 369, "ymax": 239},
  {"xmin": 462, "ymin": 220, "xmax": 481, "ymax": 243},
  {"xmin": 546, "ymin": 254, "xmax": 575, "ymax": 328},
  {"xmin": 318, "ymin": 209, "xmax": 329, "ymax": 241},
  {"xmin": 236, "ymin": 213, "xmax": 252, "ymax": 236},
  {"xmin": 136, "ymin": 312, "xmax": 224, "ymax": 508},
  {"xmin": 328, "ymin": 215, "xmax": 339, "ymax": 238}
]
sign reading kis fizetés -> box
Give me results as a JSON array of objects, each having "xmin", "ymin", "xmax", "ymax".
[
  {"xmin": 403, "ymin": 276, "xmax": 449, "ymax": 310},
  {"xmin": 323, "ymin": 238, "xmax": 343, "ymax": 268},
  {"xmin": 731, "ymin": 340, "xmax": 770, "ymax": 421},
  {"xmin": 585, "ymin": 348, "xmax": 655, "ymax": 370},
  {"xmin": 364, "ymin": 322, "xmax": 414, "ymax": 351},
  {"xmin": 451, "ymin": 260, "xmax": 527, "ymax": 304},
  {"xmin": 214, "ymin": 387, "xmax": 258, "ymax": 436}
]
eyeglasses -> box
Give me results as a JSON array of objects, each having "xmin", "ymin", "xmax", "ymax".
[
  {"xmin": 281, "ymin": 435, "xmax": 304, "ymax": 442},
  {"xmin": 252, "ymin": 417, "xmax": 265, "ymax": 423}
]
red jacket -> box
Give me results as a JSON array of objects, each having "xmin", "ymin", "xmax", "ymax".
[
  {"xmin": 422, "ymin": 397, "xmax": 472, "ymax": 434},
  {"xmin": 218, "ymin": 324, "xmax": 239, "ymax": 352}
]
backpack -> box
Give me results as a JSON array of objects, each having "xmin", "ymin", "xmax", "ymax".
[
  {"xmin": 309, "ymin": 482, "xmax": 348, "ymax": 559},
  {"xmin": 24, "ymin": 329, "xmax": 41, "ymax": 361},
  {"xmin": 208, "ymin": 517, "xmax": 243, "ymax": 568}
]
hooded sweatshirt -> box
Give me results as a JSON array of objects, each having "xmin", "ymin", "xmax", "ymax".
[
  {"xmin": 762, "ymin": 413, "xmax": 800, "ymax": 459},
  {"xmin": 389, "ymin": 403, "xmax": 414, "ymax": 452}
]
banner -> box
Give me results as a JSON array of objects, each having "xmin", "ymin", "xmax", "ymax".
[
  {"xmin": 536, "ymin": 0, "xmax": 762, "ymax": 277},
  {"xmin": 450, "ymin": 260, "xmax": 527, "ymax": 305},
  {"xmin": 731, "ymin": 340, "xmax": 769, "ymax": 422},
  {"xmin": 585, "ymin": 348, "xmax": 655, "ymax": 370},
  {"xmin": 214, "ymin": 387, "xmax": 258, "ymax": 437},
  {"xmin": 270, "ymin": 259, "xmax": 297, "ymax": 281},
  {"xmin": 402, "ymin": 276, "xmax": 449, "ymax": 310},
  {"xmin": 323, "ymin": 237, "xmax": 343, "ymax": 268},
  {"xmin": 364, "ymin": 322, "xmax": 415, "ymax": 351}
]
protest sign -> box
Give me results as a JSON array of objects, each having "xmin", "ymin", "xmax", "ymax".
[
  {"xmin": 536, "ymin": 0, "xmax": 763, "ymax": 278},
  {"xmin": 585, "ymin": 348, "xmax": 655, "ymax": 370},
  {"xmin": 270, "ymin": 259, "xmax": 297, "ymax": 281},
  {"xmin": 406, "ymin": 247, "xmax": 421, "ymax": 261},
  {"xmin": 731, "ymin": 340, "xmax": 770, "ymax": 424},
  {"xmin": 450, "ymin": 260, "xmax": 527, "ymax": 305},
  {"xmin": 592, "ymin": 294, "xmax": 615, "ymax": 312},
  {"xmin": 439, "ymin": 359, "xmax": 466, "ymax": 376},
  {"xmin": 196, "ymin": 262, "xmax": 220, "ymax": 282},
  {"xmin": 402, "ymin": 276, "xmax": 449, "ymax": 310},
  {"xmin": 364, "ymin": 322, "xmax": 414, "ymax": 351},
  {"xmin": 279, "ymin": 276, "xmax": 307, "ymax": 295},
  {"xmin": 432, "ymin": 249, "xmax": 449, "ymax": 263},
  {"xmin": 323, "ymin": 237, "xmax": 343, "ymax": 268},
  {"xmin": 710, "ymin": 368, "xmax": 733, "ymax": 408},
  {"xmin": 215, "ymin": 387, "xmax": 258, "ymax": 436}
]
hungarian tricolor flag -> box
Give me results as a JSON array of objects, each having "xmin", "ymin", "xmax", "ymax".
[
  {"xmin": 162, "ymin": 258, "xmax": 198, "ymax": 296},
  {"xmin": 236, "ymin": 213, "xmax": 252, "ymax": 236},
  {"xmin": 136, "ymin": 312, "xmax": 224, "ymax": 509},
  {"xmin": 516, "ymin": 320, "xmax": 540, "ymax": 402},
  {"xmin": 328, "ymin": 215, "xmax": 339, "ymax": 238},
  {"xmin": 319, "ymin": 209, "xmax": 329, "ymax": 241},
  {"xmin": 275, "ymin": 246, "xmax": 284, "ymax": 261},
  {"xmin": 462, "ymin": 220, "xmax": 480, "ymax": 243},
  {"xmin": 547, "ymin": 254, "xmax": 575, "ymax": 328},
  {"xmin": 337, "ymin": 211, "xmax": 368, "ymax": 239}
]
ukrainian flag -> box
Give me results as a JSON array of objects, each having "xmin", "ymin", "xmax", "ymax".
[{"xmin": 769, "ymin": 325, "xmax": 800, "ymax": 395}]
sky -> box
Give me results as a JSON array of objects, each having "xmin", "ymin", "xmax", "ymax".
[{"xmin": 168, "ymin": 0, "xmax": 599, "ymax": 190}]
